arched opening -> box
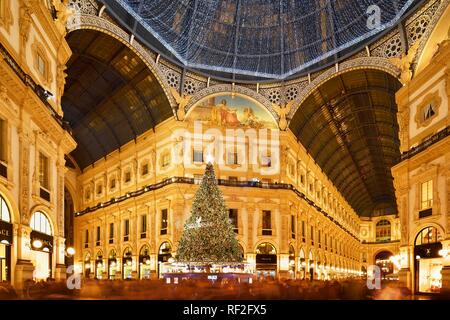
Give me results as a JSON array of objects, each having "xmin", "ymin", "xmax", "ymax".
[
  {"xmin": 374, "ymin": 250, "xmax": 394, "ymax": 279},
  {"xmin": 308, "ymin": 250, "xmax": 314, "ymax": 281},
  {"xmin": 255, "ymin": 242, "xmax": 277, "ymax": 279},
  {"xmin": 157, "ymin": 242, "xmax": 172, "ymax": 278},
  {"xmin": 122, "ymin": 247, "xmax": 133, "ymax": 280},
  {"xmin": 298, "ymin": 248, "xmax": 306, "ymax": 280},
  {"xmin": 64, "ymin": 187, "xmax": 75, "ymax": 267},
  {"xmin": 139, "ymin": 245, "xmax": 151, "ymax": 279},
  {"xmin": 0, "ymin": 194, "xmax": 12, "ymax": 282},
  {"xmin": 84, "ymin": 253, "xmax": 91, "ymax": 278},
  {"xmin": 95, "ymin": 250, "xmax": 104, "ymax": 280},
  {"xmin": 108, "ymin": 249, "xmax": 117, "ymax": 280},
  {"xmin": 30, "ymin": 211, "xmax": 53, "ymax": 281},
  {"xmin": 288, "ymin": 245, "xmax": 295, "ymax": 279},
  {"xmin": 414, "ymin": 226, "xmax": 443, "ymax": 293},
  {"xmin": 376, "ymin": 220, "xmax": 392, "ymax": 242}
]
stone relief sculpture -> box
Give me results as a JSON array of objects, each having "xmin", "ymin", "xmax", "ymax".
[
  {"xmin": 272, "ymin": 100, "xmax": 295, "ymax": 131},
  {"xmin": 170, "ymin": 87, "xmax": 192, "ymax": 121}
]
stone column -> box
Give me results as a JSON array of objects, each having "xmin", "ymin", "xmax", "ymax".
[
  {"xmin": 14, "ymin": 225, "xmax": 34, "ymax": 291},
  {"xmin": 439, "ymin": 240, "xmax": 450, "ymax": 293},
  {"xmin": 54, "ymin": 236, "xmax": 66, "ymax": 281}
]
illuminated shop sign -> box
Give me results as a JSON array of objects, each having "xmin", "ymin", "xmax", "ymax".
[{"xmin": 0, "ymin": 220, "xmax": 13, "ymax": 244}]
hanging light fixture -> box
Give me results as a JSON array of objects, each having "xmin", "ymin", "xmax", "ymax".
[{"xmin": 32, "ymin": 239, "xmax": 43, "ymax": 249}]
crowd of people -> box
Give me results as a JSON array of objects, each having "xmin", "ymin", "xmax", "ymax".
[{"xmin": 0, "ymin": 278, "xmax": 422, "ymax": 300}]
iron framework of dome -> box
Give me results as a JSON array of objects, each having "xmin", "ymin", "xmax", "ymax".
[{"xmin": 102, "ymin": 0, "xmax": 417, "ymax": 80}]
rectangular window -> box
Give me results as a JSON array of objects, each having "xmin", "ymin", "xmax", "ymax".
[
  {"xmin": 288, "ymin": 163, "xmax": 295, "ymax": 176},
  {"xmin": 310, "ymin": 226, "xmax": 314, "ymax": 245},
  {"xmin": 110, "ymin": 178, "xmax": 116, "ymax": 190},
  {"xmin": 228, "ymin": 176, "xmax": 238, "ymax": 182},
  {"xmin": 229, "ymin": 209, "xmax": 238, "ymax": 233},
  {"xmin": 227, "ymin": 152, "xmax": 238, "ymax": 165},
  {"xmin": 124, "ymin": 219, "xmax": 130, "ymax": 241},
  {"xmin": 39, "ymin": 152, "xmax": 49, "ymax": 189},
  {"xmin": 109, "ymin": 223, "xmax": 114, "ymax": 244},
  {"xmin": 291, "ymin": 215, "xmax": 295, "ymax": 239},
  {"xmin": 162, "ymin": 153, "xmax": 170, "ymax": 168},
  {"xmin": 160, "ymin": 209, "xmax": 168, "ymax": 235},
  {"xmin": 325, "ymin": 233, "xmax": 328, "ymax": 250},
  {"xmin": 300, "ymin": 174, "xmax": 305, "ymax": 185},
  {"xmin": 141, "ymin": 215, "xmax": 147, "ymax": 238},
  {"xmin": 96, "ymin": 226, "xmax": 100, "ymax": 246},
  {"xmin": 124, "ymin": 171, "xmax": 131, "ymax": 183},
  {"xmin": 420, "ymin": 180, "xmax": 433, "ymax": 210},
  {"xmin": 97, "ymin": 184, "xmax": 102, "ymax": 195},
  {"xmin": 193, "ymin": 149, "xmax": 203, "ymax": 163},
  {"xmin": 0, "ymin": 118, "xmax": 5, "ymax": 162},
  {"xmin": 318, "ymin": 229, "xmax": 321, "ymax": 248},
  {"xmin": 194, "ymin": 174, "xmax": 203, "ymax": 185},
  {"xmin": 84, "ymin": 229, "xmax": 89, "ymax": 248},
  {"xmin": 301, "ymin": 221, "xmax": 305, "ymax": 242},
  {"xmin": 261, "ymin": 156, "xmax": 271, "ymax": 167},
  {"xmin": 262, "ymin": 210, "xmax": 272, "ymax": 235},
  {"xmin": 141, "ymin": 163, "xmax": 149, "ymax": 176}
]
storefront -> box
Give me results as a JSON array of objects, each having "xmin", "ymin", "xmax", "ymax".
[
  {"xmin": 0, "ymin": 195, "xmax": 12, "ymax": 282},
  {"xmin": 139, "ymin": 245, "xmax": 151, "ymax": 279},
  {"xmin": 255, "ymin": 243, "xmax": 277, "ymax": 279},
  {"xmin": 288, "ymin": 245, "xmax": 295, "ymax": 279},
  {"xmin": 298, "ymin": 249, "xmax": 306, "ymax": 280},
  {"xmin": 158, "ymin": 242, "xmax": 172, "ymax": 278},
  {"xmin": 84, "ymin": 253, "xmax": 91, "ymax": 278},
  {"xmin": 30, "ymin": 211, "xmax": 53, "ymax": 281},
  {"xmin": 108, "ymin": 250, "xmax": 117, "ymax": 280},
  {"xmin": 414, "ymin": 227, "xmax": 443, "ymax": 293},
  {"xmin": 123, "ymin": 247, "xmax": 133, "ymax": 279},
  {"xmin": 95, "ymin": 251, "xmax": 104, "ymax": 279},
  {"xmin": 308, "ymin": 250, "xmax": 314, "ymax": 281}
]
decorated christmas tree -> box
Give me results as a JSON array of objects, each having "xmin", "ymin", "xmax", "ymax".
[{"xmin": 176, "ymin": 162, "xmax": 243, "ymax": 263}]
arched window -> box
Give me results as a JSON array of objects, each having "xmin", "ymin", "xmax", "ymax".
[
  {"xmin": 0, "ymin": 195, "xmax": 11, "ymax": 223},
  {"xmin": 376, "ymin": 220, "xmax": 391, "ymax": 242},
  {"xmin": 30, "ymin": 211, "xmax": 52, "ymax": 235},
  {"xmin": 415, "ymin": 226, "xmax": 441, "ymax": 246},
  {"xmin": 256, "ymin": 242, "xmax": 276, "ymax": 255}
]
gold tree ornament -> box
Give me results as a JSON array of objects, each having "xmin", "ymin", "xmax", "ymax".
[
  {"xmin": 170, "ymin": 87, "xmax": 192, "ymax": 121},
  {"xmin": 272, "ymin": 100, "xmax": 295, "ymax": 131}
]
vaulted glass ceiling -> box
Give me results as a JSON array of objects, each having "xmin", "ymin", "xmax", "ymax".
[
  {"xmin": 289, "ymin": 69, "xmax": 402, "ymax": 216},
  {"xmin": 103, "ymin": 0, "xmax": 417, "ymax": 80},
  {"xmin": 62, "ymin": 30, "xmax": 173, "ymax": 170}
]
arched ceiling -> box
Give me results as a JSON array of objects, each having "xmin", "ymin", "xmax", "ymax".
[
  {"xmin": 289, "ymin": 69, "xmax": 402, "ymax": 216},
  {"xmin": 62, "ymin": 30, "xmax": 173, "ymax": 170}
]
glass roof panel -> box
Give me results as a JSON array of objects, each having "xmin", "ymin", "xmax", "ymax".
[{"xmin": 104, "ymin": 0, "xmax": 417, "ymax": 80}]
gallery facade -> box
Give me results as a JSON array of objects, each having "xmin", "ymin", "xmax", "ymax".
[{"xmin": 0, "ymin": 0, "xmax": 449, "ymax": 295}]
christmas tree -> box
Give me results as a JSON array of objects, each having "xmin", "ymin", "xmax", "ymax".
[{"xmin": 176, "ymin": 162, "xmax": 243, "ymax": 263}]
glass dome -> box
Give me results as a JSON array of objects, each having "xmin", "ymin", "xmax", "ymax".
[{"xmin": 105, "ymin": 0, "xmax": 417, "ymax": 80}]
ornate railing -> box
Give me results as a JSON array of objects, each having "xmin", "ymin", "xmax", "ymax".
[
  {"xmin": 0, "ymin": 43, "xmax": 72, "ymax": 134},
  {"xmin": 400, "ymin": 126, "xmax": 450, "ymax": 161},
  {"xmin": 75, "ymin": 176, "xmax": 359, "ymax": 241}
]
